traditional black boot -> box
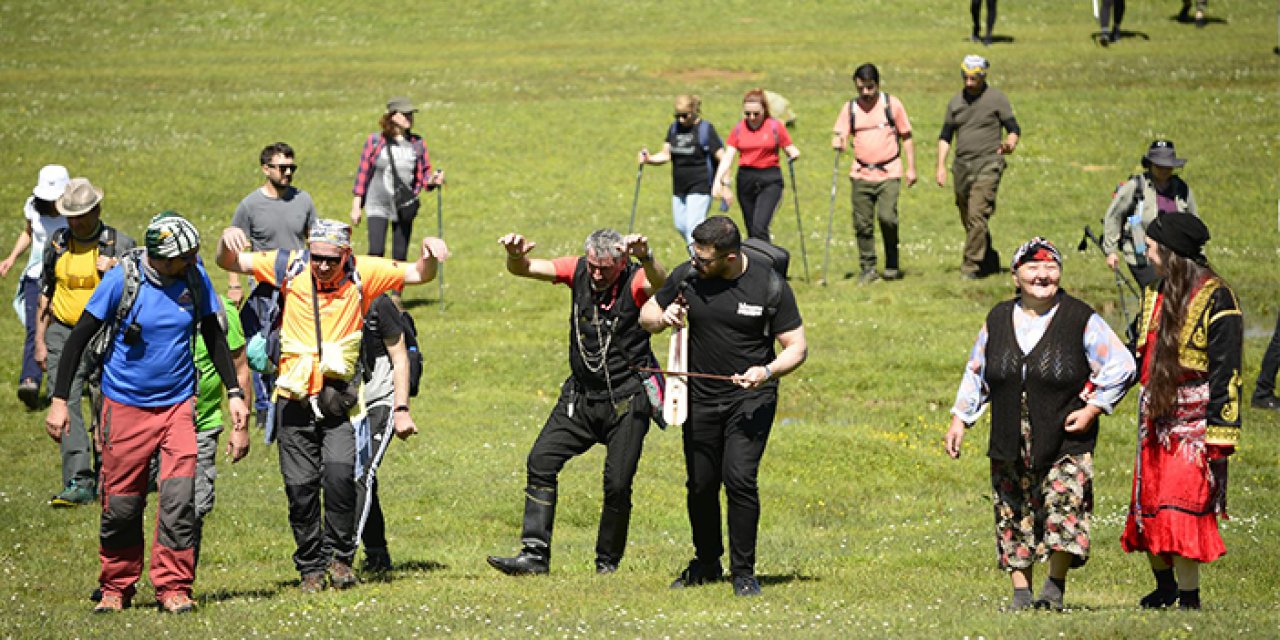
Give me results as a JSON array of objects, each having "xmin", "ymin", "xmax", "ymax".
[
  {"xmin": 487, "ymin": 485, "xmax": 555, "ymax": 576},
  {"xmin": 1139, "ymin": 568, "xmax": 1178, "ymax": 608},
  {"xmin": 594, "ymin": 502, "xmax": 631, "ymax": 574}
]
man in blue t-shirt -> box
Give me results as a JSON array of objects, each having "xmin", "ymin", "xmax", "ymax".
[{"xmin": 45, "ymin": 213, "xmax": 249, "ymax": 614}]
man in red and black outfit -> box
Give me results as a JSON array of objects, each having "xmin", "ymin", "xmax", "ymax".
[{"xmin": 487, "ymin": 229, "xmax": 666, "ymax": 576}]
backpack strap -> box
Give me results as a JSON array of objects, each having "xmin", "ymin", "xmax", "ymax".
[
  {"xmin": 98, "ymin": 226, "xmax": 118, "ymax": 259},
  {"xmin": 763, "ymin": 268, "xmax": 783, "ymax": 338},
  {"xmin": 697, "ymin": 119, "xmax": 715, "ymax": 187}
]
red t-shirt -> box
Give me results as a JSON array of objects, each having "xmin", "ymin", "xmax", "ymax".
[
  {"xmin": 551, "ymin": 256, "xmax": 650, "ymax": 307},
  {"xmin": 726, "ymin": 117, "xmax": 792, "ymax": 169}
]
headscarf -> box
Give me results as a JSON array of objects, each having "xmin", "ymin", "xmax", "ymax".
[
  {"xmin": 1010, "ymin": 237, "xmax": 1061, "ymax": 271},
  {"xmin": 145, "ymin": 211, "xmax": 200, "ymax": 258}
]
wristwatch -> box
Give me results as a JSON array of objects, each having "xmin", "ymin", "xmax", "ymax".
[
  {"xmin": 227, "ymin": 388, "xmax": 246, "ymax": 400},
  {"xmin": 394, "ymin": 405, "xmax": 411, "ymax": 413}
]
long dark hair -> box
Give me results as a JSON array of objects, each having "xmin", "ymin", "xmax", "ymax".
[
  {"xmin": 379, "ymin": 112, "xmax": 410, "ymax": 139},
  {"xmin": 1146, "ymin": 244, "xmax": 1222, "ymax": 419}
]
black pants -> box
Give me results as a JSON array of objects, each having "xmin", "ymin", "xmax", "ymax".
[
  {"xmin": 1100, "ymin": 0, "xmax": 1125, "ymax": 30},
  {"xmin": 1255, "ymin": 310, "xmax": 1280, "ymax": 401},
  {"xmin": 355, "ymin": 403, "xmax": 392, "ymax": 550},
  {"xmin": 524, "ymin": 384, "xmax": 650, "ymax": 565},
  {"xmin": 736, "ymin": 167, "xmax": 785, "ymax": 242},
  {"xmin": 970, "ymin": 0, "xmax": 997, "ymax": 35},
  {"xmin": 367, "ymin": 201, "xmax": 418, "ymax": 261},
  {"xmin": 683, "ymin": 393, "xmax": 776, "ymax": 577},
  {"xmin": 276, "ymin": 399, "xmax": 357, "ymax": 576}
]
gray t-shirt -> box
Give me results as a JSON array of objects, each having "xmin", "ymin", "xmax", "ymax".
[
  {"xmin": 231, "ymin": 187, "xmax": 316, "ymax": 251},
  {"xmin": 364, "ymin": 137, "xmax": 418, "ymax": 219}
]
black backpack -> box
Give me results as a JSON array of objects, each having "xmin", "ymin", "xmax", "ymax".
[
  {"xmin": 362, "ymin": 295, "xmax": 424, "ymax": 397},
  {"xmin": 740, "ymin": 238, "xmax": 787, "ymax": 336}
]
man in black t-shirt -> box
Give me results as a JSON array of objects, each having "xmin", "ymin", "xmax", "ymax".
[
  {"xmin": 640, "ymin": 216, "xmax": 807, "ymax": 597},
  {"xmin": 487, "ymin": 229, "xmax": 667, "ymax": 577}
]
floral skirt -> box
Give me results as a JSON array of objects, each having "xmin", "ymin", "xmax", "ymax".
[{"xmin": 1120, "ymin": 384, "xmax": 1225, "ymax": 563}]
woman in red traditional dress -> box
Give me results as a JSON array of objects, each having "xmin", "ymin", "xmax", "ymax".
[{"xmin": 1121, "ymin": 213, "xmax": 1242, "ymax": 610}]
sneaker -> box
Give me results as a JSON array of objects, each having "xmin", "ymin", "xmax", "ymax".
[
  {"xmin": 882, "ymin": 268, "xmax": 903, "ymax": 281},
  {"xmin": 49, "ymin": 480, "xmax": 95, "ymax": 507},
  {"xmin": 299, "ymin": 572, "xmax": 327, "ymax": 594},
  {"xmin": 1033, "ymin": 597, "xmax": 1064, "ymax": 612},
  {"xmin": 486, "ymin": 553, "xmax": 549, "ymax": 576},
  {"xmin": 1251, "ymin": 396, "xmax": 1280, "ymax": 410},
  {"xmin": 363, "ymin": 547, "xmax": 393, "ymax": 573},
  {"xmin": 732, "ymin": 574, "xmax": 762, "ymax": 597},
  {"xmin": 669, "ymin": 559, "xmax": 723, "ymax": 589},
  {"xmin": 158, "ymin": 592, "xmax": 194, "ymax": 614},
  {"xmin": 328, "ymin": 560, "xmax": 358, "ymax": 590},
  {"xmin": 595, "ymin": 560, "xmax": 618, "ymax": 575},
  {"xmin": 93, "ymin": 592, "xmax": 131, "ymax": 614},
  {"xmin": 17, "ymin": 379, "xmax": 39, "ymax": 410},
  {"xmin": 858, "ymin": 269, "xmax": 881, "ymax": 284}
]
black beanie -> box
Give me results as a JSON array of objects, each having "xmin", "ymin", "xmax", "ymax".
[{"xmin": 1147, "ymin": 213, "xmax": 1210, "ymax": 260}]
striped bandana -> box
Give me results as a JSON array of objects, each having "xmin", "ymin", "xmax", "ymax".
[{"xmin": 145, "ymin": 211, "xmax": 201, "ymax": 258}]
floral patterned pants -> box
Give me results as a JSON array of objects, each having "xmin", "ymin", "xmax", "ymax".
[{"xmin": 990, "ymin": 411, "xmax": 1094, "ymax": 571}]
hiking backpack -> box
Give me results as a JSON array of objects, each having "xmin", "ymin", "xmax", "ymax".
[
  {"xmin": 848, "ymin": 92, "xmax": 901, "ymax": 169},
  {"xmin": 361, "ymin": 296, "xmax": 424, "ymax": 398},
  {"xmin": 41, "ymin": 225, "xmax": 120, "ymax": 297},
  {"xmin": 668, "ymin": 119, "xmax": 717, "ymax": 188}
]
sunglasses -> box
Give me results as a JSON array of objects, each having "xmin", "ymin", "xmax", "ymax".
[
  {"xmin": 267, "ymin": 163, "xmax": 298, "ymax": 173},
  {"xmin": 674, "ymin": 112, "xmax": 694, "ymax": 119},
  {"xmin": 311, "ymin": 254, "xmax": 343, "ymax": 266},
  {"xmin": 687, "ymin": 243, "xmax": 728, "ymax": 268}
]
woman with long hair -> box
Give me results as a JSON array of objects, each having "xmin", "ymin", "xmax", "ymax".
[
  {"xmin": 712, "ymin": 88, "xmax": 800, "ymax": 242},
  {"xmin": 638, "ymin": 94, "xmax": 726, "ymax": 244},
  {"xmin": 350, "ymin": 96, "xmax": 444, "ymax": 261},
  {"xmin": 1120, "ymin": 213, "xmax": 1242, "ymax": 610},
  {"xmin": 945, "ymin": 237, "xmax": 1135, "ymax": 611}
]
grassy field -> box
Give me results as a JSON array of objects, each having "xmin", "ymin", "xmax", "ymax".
[{"xmin": 1, "ymin": 1, "xmax": 1278, "ymax": 637}]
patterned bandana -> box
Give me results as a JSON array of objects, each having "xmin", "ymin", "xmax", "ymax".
[
  {"xmin": 309, "ymin": 219, "xmax": 352, "ymax": 248},
  {"xmin": 961, "ymin": 54, "xmax": 989, "ymax": 76},
  {"xmin": 145, "ymin": 211, "xmax": 200, "ymax": 258},
  {"xmin": 1010, "ymin": 237, "xmax": 1061, "ymax": 271}
]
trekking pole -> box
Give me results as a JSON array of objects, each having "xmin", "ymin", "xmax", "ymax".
[
  {"xmin": 1078, "ymin": 224, "xmax": 1139, "ymax": 342},
  {"xmin": 820, "ymin": 149, "xmax": 841, "ymax": 286},
  {"xmin": 435, "ymin": 173, "xmax": 445, "ymax": 311},
  {"xmin": 787, "ymin": 157, "xmax": 810, "ymax": 282},
  {"xmin": 627, "ymin": 161, "xmax": 645, "ymax": 234}
]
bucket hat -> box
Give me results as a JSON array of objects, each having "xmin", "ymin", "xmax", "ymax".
[
  {"xmin": 33, "ymin": 165, "xmax": 70, "ymax": 202},
  {"xmin": 1142, "ymin": 140, "xmax": 1187, "ymax": 168}
]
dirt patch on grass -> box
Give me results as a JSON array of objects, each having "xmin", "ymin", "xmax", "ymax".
[{"xmin": 654, "ymin": 68, "xmax": 762, "ymax": 83}]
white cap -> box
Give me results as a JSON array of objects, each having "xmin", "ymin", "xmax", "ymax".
[{"xmin": 33, "ymin": 165, "xmax": 70, "ymax": 202}]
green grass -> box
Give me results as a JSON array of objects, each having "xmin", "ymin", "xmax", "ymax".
[{"xmin": 2, "ymin": 1, "xmax": 1279, "ymax": 637}]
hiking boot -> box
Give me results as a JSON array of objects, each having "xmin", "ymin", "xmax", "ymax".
[
  {"xmin": 1251, "ymin": 395, "xmax": 1280, "ymax": 410},
  {"xmin": 299, "ymin": 572, "xmax": 327, "ymax": 594},
  {"xmin": 1033, "ymin": 597, "xmax": 1064, "ymax": 612},
  {"xmin": 93, "ymin": 592, "xmax": 131, "ymax": 614},
  {"xmin": 49, "ymin": 480, "xmax": 95, "ymax": 507},
  {"xmin": 328, "ymin": 560, "xmax": 358, "ymax": 590},
  {"xmin": 158, "ymin": 592, "xmax": 194, "ymax": 614},
  {"xmin": 363, "ymin": 547, "xmax": 393, "ymax": 573},
  {"xmin": 486, "ymin": 553, "xmax": 549, "ymax": 576},
  {"xmin": 732, "ymin": 574, "xmax": 762, "ymax": 597},
  {"xmin": 595, "ymin": 560, "xmax": 618, "ymax": 575},
  {"xmin": 1177, "ymin": 6, "xmax": 1191, "ymax": 22},
  {"xmin": 858, "ymin": 269, "xmax": 881, "ymax": 284},
  {"xmin": 882, "ymin": 268, "xmax": 903, "ymax": 281},
  {"xmin": 17, "ymin": 379, "xmax": 39, "ymax": 410},
  {"xmin": 669, "ymin": 559, "xmax": 722, "ymax": 589}
]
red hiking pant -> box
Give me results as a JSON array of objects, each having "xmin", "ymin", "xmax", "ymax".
[{"xmin": 96, "ymin": 397, "xmax": 197, "ymax": 599}]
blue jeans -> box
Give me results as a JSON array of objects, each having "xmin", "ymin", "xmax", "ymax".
[
  {"xmin": 672, "ymin": 193, "xmax": 712, "ymax": 244},
  {"xmin": 20, "ymin": 275, "xmax": 42, "ymax": 385}
]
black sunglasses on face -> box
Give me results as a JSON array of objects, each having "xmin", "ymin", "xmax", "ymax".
[
  {"xmin": 687, "ymin": 243, "xmax": 727, "ymax": 267},
  {"xmin": 674, "ymin": 112, "xmax": 694, "ymax": 119},
  {"xmin": 312, "ymin": 254, "xmax": 342, "ymax": 266},
  {"xmin": 267, "ymin": 163, "xmax": 298, "ymax": 173}
]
